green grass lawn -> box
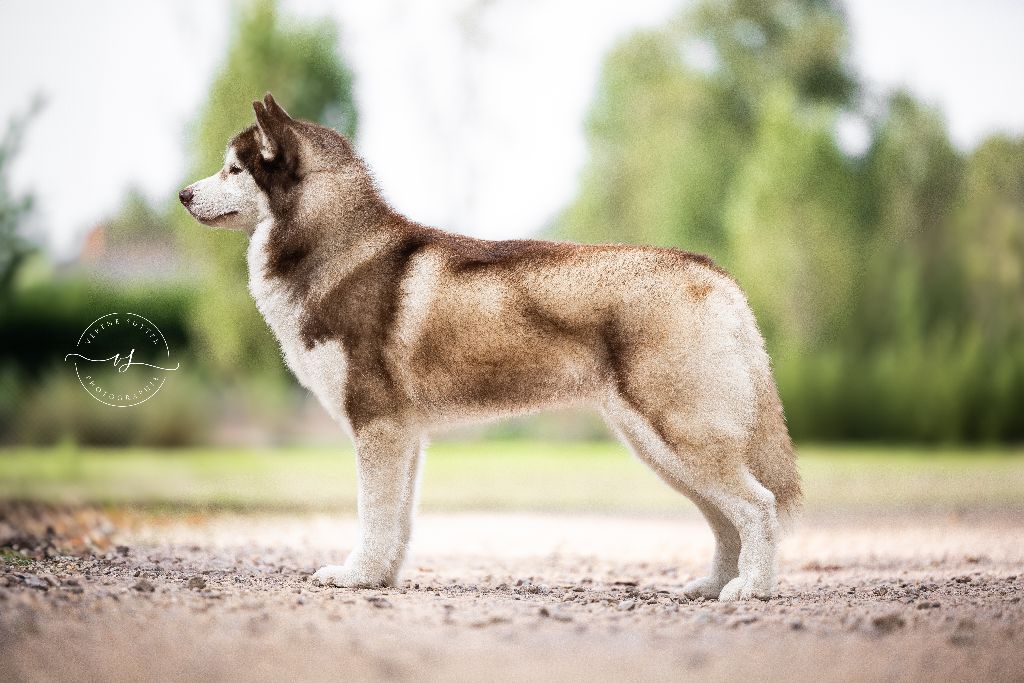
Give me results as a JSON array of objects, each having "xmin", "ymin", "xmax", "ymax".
[{"xmin": 1, "ymin": 441, "xmax": 1022, "ymax": 514}]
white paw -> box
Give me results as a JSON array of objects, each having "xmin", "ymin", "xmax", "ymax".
[
  {"xmin": 682, "ymin": 574, "xmax": 734, "ymax": 600},
  {"xmin": 716, "ymin": 574, "xmax": 773, "ymax": 602},
  {"xmin": 311, "ymin": 564, "xmax": 388, "ymax": 588}
]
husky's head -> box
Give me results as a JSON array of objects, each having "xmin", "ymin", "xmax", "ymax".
[{"xmin": 179, "ymin": 92, "xmax": 354, "ymax": 232}]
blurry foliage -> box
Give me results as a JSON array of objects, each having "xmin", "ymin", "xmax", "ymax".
[
  {"xmin": 0, "ymin": 279, "xmax": 197, "ymax": 444},
  {"xmin": 689, "ymin": 0, "xmax": 857, "ymax": 108},
  {"xmin": 13, "ymin": 370, "xmax": 213, "ymax": 447},
  {"xmin": 561, "ymin": 31, "xmax": 740, "ymax": 256},
  {"xmin": 560, "ymin": 0, "xmax": 1024, "ymax": 441},
  {"xmin": 724, "ymin": 86, "xmax": 860, "ymax": 349},
  {"xmin": 0, "ymin": 98, "xmax": 42, "ymax": 296},
  {"xmin": 0, "ymin": 278, "xmax": 314, "ymax": 447},
  {"xmin": 954, "ymin": 137, "xmax": 1024, "ymax": 341},
  {"xmin": 173, "ymin": 0, "xmax": 357, "ymax": 378},
  {"xmin": 105, "ymin": 189, "xmax": 175, "ymax": 246},
  {"xmin": 0, "ymin": 279, "xmax": 194, "ymax": 379},
  {"xmin": 560, "ymin": 0, "xmax": 857, "ymax": 257}
]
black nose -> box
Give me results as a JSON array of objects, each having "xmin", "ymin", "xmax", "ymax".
[{"xmin": 179, "ymin": 187, "xmax": 194, "ymax": 206}]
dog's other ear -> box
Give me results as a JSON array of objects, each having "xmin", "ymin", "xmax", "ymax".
[
  {"xmin": 253, "ymin": 99, "xmax": 283, "ymax": 161},
  {"xmin": 253, "ymin": 93, "xmax": 295, "ymax": 161},
  {"xmin": 253, "ymin": 93, "xmax": 303, "ymax": 168},
  {"xmin": 263, "ymin": 92, "xmax": 292, "ymax": 122}
]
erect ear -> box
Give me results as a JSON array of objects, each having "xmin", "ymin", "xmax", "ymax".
[
  {"xmin": 263, "ymin": 92, "xmax": 292, "ymax": 122},
  {"xmin": 252, "ymin": 100, "xmax": 281, "ymax": 161}
]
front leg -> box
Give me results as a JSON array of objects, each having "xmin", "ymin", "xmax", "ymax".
[{"xmin": 313, "ymin": 420, "xmax": 422, "ymax": 588}]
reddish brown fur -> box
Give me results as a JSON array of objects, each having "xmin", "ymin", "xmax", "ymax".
[{"xmin": 189, "ymin": 94, "xmax": 802, "ymax": 596}]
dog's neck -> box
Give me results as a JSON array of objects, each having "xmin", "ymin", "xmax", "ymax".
[
  {"xmin": 247, "ymin": 216, "xmax": 295, "ymax": 324},
  {"xmin": 246, "ymin": 173, "xmax": 405, "ymax": 315}
]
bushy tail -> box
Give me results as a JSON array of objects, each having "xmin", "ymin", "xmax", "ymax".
[{"xmin": 745, "ymin": 365, "xmax": 802, "ymax": 520}]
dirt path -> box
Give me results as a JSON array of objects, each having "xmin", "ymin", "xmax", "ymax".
[{"xmin": 2, "ymin": 506, "xmax": 1022, "ymax": 681}]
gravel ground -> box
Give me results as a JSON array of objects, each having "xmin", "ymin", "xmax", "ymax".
[{"xmin": 1, "ymin": 503, "xmax": 1022, "ymax": 682}]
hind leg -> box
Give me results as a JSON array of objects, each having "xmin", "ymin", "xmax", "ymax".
[
  {"xmin": 604, "ymin": 392, "xmax": 778, "ymax": 600},
  {"xmin": 691, "ymin": 470, "xmax": 778, "ymax": 600},
  {"xmin": 603, "ymin": 399, "xmax": 740, "ymax": 599},
  {"xmin": 679, "ymin": 496, "xmax": 741, "ymax": 599}
]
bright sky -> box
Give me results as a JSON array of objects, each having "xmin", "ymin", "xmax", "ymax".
[{"xmin": 1, "ymin": 0, "xmax": 1022, "ymax": 258}]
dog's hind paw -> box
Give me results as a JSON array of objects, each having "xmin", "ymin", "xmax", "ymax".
[
  {"xmin": 716, "ymin": 574, "xmax": 773, "ymax": 602},
  {"xmin": 311, "ymin": 564, "xmax": 388, "ymax": 588},
  {"xmin": 681, "ymin": 575, "xmax": 732, "ymax": 600}
]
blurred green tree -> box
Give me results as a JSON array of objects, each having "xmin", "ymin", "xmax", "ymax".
[
  {"xmin": 953, "ymin": 136, "xmax": 1024, "ymax": 341},
  {"xmin": 857, "ymin": 91, "xmax": 964, "ymax": 347},
  {"xmin": 107, "ymin": 189, "xmax": 175, "ymax": 246},
  {"xmin": 173, "ymin": 0, "xmax": 357, "ymax": 378},
  {"xmin": 948, "ymin": 136, "xmax": 1024, "ymax": 439},
  {"xmin": 723, "ymin": 86, "xmax": 859, "ymax": 351},
  {"xmin": 558, "ymin": 30, "xmax": 746, "ymax": 255},
  {"xmin": 835, "ymin": 93, "xmax": 970, "ymax": 441},
  {"xmin": 690, "ymin": 0, "xmax": 856, "ymax": 110},
  {"xmin": 0, "ymin": 99, "xmax": 41, "ymax": 296},
  {"xmin": 558, "ymin": 0, "xmax": 856, "ymax": 257}
]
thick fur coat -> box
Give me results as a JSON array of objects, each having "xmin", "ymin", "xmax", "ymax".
[{"xmin": 180, "ymin": 94, "xmax": 801, "ymax": 601}]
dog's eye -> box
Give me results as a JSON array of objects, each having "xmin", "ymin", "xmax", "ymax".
[{"xmin": 228, "ymin": 165, "xmax": 242, "ymax": 175}]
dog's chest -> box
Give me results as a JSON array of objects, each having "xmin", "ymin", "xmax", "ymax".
[{"xmin": 247, "ymin": 221, "xmax": 350, "ymax": 428}]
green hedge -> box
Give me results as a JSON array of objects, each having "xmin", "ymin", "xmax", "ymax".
[{"xmin": 0, "ymin": 278, "xmax": 195, "ymax": 379}]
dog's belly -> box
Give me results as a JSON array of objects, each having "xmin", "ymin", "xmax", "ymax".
[{"xmin": 409, "ymin": 347, "xmax": 603, "ymax": 422}]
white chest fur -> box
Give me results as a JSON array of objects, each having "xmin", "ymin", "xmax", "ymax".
[{"xmin": 247, "ymin": 220, "xmax": 351, "ymax": 433}]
